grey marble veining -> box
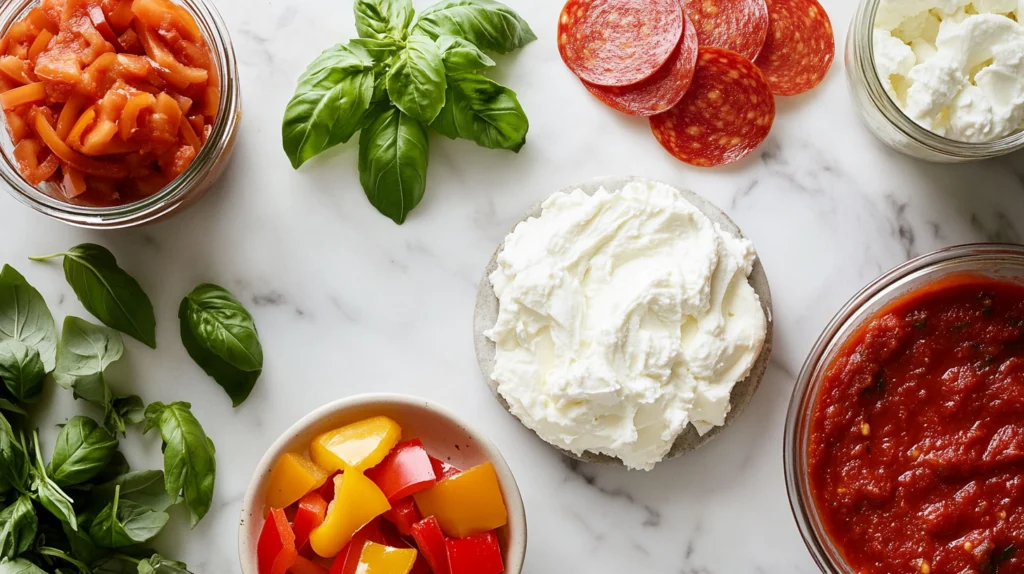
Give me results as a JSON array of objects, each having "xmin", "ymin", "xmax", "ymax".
[{"xmin": 0, "ymin": 0, "xmax": 1022, "ymax": 572}]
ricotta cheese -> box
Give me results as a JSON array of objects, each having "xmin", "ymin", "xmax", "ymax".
[
  {"xmin": 484, "ymin": 181, "xmax": 767, "ymax": 471},
  {"xmin": 873, "ymin": 0, "xmax": 1024, "ymax": 142}
]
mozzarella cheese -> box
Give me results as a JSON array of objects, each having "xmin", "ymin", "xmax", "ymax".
[
  {"xmin": 484, "ymin": 181, "xmax": 767, "ymax": 471},
  {"xmin": 874, "ymin": 0, "xmax": 1024, "ymax": 142}
]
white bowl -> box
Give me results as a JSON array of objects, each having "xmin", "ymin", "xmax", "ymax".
[{"xmin": 238, "ymin": 393, "xmax": 528, "ymax": 573}]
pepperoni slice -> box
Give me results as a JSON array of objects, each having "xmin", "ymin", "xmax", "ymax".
[
  {"xmin": 682, "ymin": 0, "xmax": 769, "ymax": 61},
  {"xmin": 558, "ymin": 0, "xmax": 684, "ymax": 87},
  {"xmin": 650, "ymin": 48, "xmax": 775, "ymax": 167},
  {"xmin": 583, "ymin": 13, "xmax": 699, "ymax": 117},
  {"xmin": 754, "ymin": 0, "xmax": 835, "ymax": 96}
]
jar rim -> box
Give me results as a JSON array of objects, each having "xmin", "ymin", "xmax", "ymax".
[
  {"xmin": 852, "ymin": 0, "xmax": 1024, "ymax": 158},
  {"xmin": 784, "ymin": 243, "xmax": 1024, "ymax": 573},
  {"xmin": 0, "ymin": 0, "xmax": 240, "ymax": 228}
]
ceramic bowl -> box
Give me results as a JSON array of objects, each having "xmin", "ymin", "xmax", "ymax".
[
  {"xmin": 238, "ymin": 393, "xmax": 528, "ymax": 573},
  {"xmin": 473, "ymin": 175, "xmax": 774, "ymax": 465}
]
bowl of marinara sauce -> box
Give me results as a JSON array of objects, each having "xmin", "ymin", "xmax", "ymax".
[{"xmin": 786, "ymin": 244, "xmax": 1024, "ymax": 574}]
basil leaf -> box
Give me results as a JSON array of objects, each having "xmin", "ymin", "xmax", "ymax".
[
  {"xmin": 92, "ymin": 450, "xmax": 129, "ymax": 485},
  {"xmin": 431, "ymin": 71, "xmax": 528, "ymax": 151},
  {"xmin": 93, "ymin": 471, "xmax": 173, "ymax": 512},
  {"xmin": 143, "ymin": 402, "xmax": 216, "ymax": 527},
  {"xmin": 53, "ymin": 317, "xmax": 123, "ymax": 427},
  {"xmin": 436, "ymin": 35, "xmax": 495, "ymax": 73},
  {"xmin": 108, "ymin": 395, "xmax": 145, "ymax": 433},
  {"xmin": 413, "ymin": 0, "xmax": 536, "ymax": 54},
  {"xmin": 387, "ymin": 35, "xmax": 447, "ymax": 124},
  {"xmin": 283, "ymin": 43, "xmax": 375, "ymax": 169},
  {"xmin": 0, "ymin": 265, "xmax": 57, "ymax": 373},
  {"xmin": 29, "ymin": 432, "xmax": 76, "ymax": 530},
  {"xmin": 62, "ymin": 520, "xmax": 106, "ymax": 565},
  {"xmin": 0, "ymin": 340, "xmax": 45, "ymax": 403},
  {"xmin": 350, "ymin": 37, "xmax": 403, "ymax": 66},
  {"xmin": 178, "ymin": 284, "xmax": 263, "ymax": 407},
  {"xmin": 92, "ymin": 557, "xmax": 138, "ymax": 574},
  {"xmin": 0, "ymin": 400, "xmax": 25, "ymax": 417},
  {"xmin": 89, "ymin": 486, "xmax": 169, "ymax": 548},
  {"xmin": 0, "ymin": 414, "xmax": 27, "ymax": 494},
  {"xmin": 48, "ymin": 416, "xmax": 118, "ymax": 487},
  {"xmin": 31, "ymin": 245, "xmax": 155, "ymax": 348},
  {"xmin": 0, "ymin": 494, "xmax": 36, "ymax": 560},
  {"xmin": 355, "ymin": 0, "xmax": 414, "ymax": 40},
  {"xmin": 138, "ymin": 555, "xmax": 192, "ymax": 574},
  {"xmin": 359, "ymin": 105, "xmax": 429, "ymax": 224},
  {"xmin": 0, "ymin": 559, "xmax": 46, "ymax": 573}
]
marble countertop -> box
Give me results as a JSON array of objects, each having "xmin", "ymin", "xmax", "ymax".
[{"xmin": 2, "ymin": 0, "xmax": 1024, "ymax": 571}]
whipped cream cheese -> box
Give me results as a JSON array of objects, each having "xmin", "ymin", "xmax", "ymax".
[
  {"xmin": 484, "ymin": 181, "xmax": 767, "ymax": 471},
  {"xmin": 873, "ymin": 0, "xmax": 1024, "ymax": 142}
]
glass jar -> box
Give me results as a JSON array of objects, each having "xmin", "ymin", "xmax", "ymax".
[
  {"xmin": 0, "ymin": 0, "xmax": 241, "ymax": 229},
  {"xmin": 846, "ymin": 0, "xmax": 1024, "ymax": 162},
  {"xmin": 784, "ymin": 243, "xmax": 1024, "ymax": 573}
]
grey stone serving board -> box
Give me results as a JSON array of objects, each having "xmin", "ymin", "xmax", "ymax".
[{"xmin": 473, "ymin": 176, "xmax": 775, "ymax": 466}]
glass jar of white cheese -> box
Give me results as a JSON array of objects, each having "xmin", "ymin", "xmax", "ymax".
[{"xmin": 846, "ymin": 0, "xmax": 1024, "ymax": 162}]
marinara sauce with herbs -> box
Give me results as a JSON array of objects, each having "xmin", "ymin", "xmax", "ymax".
[{"xmin": 809, "ymin": 277, "xmax": 1024, "ymax": 574}]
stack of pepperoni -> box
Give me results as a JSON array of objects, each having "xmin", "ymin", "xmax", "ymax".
[{"xmin": 558, "ymin": 0, "xmax": 834, "ymax": 167}]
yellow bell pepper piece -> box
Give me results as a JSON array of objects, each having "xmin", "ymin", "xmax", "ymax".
[
  {"xmin": 309, "ymin": 471, "xmax": 391, "ymax": 558},
  {"xmin": 311, "ymin": 416, "xmax": 402, "ymax": 472},
  {"xmin": 413, "ymin": 462, "xmax": 508, "ymax": 538},
  {"xmin": 358, "ymin": 542, "xmax": 418, "ymax": 574},
  {"xmin": 265, "ymin": 453, "xmax": 329, "ymax": 511}
]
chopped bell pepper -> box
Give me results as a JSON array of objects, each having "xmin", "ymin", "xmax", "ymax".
[
  {"xmin": 382, "ymin": 497, "xmax": 421, "ymax": 536},
  {"xmin": 317, "ymin": 472, "xmax": 340, "ymax": 503},
  {"xmin": 266, "ymin": 453, "xmax": 329, "ymax": 512},
  {"xmin": 257, "ymin": 508, "xmax": 297, "ymax": 574},
  {"xmin": 311, "ymin": 416, "xmax": 402, "ymax": 472},
  {"xmin": 429, "ymin": 456, "xmax": 461, "ymax": 480},
  {"xmin": 288, "ymin": 556, "xmax": 328, "ymax": 574},
  {"xmin": 413, "ymin": 463, "xmax": 508, "ymax": 538},
  {"xmin": 411, "ymin": 516, "xmax": 450, "ymax": 574},
  {"xmin": 446, "ymin": 531, "xmax": 504, "ymax": 574},
  {"xmin": 328, "ymin": 520, "xmax": 384, "ymax": 574},
  {"xmin": 356, "ymin": 542, "xmax": 419, "ymax": 574},
  {"xmin": 293, "ymin": 491, "xmax": 328, "ymax": 549},
  {"xmin": 309, "ymin": 472, "xmax": 391, "ymax": 558},
  {"xmin": 366, "ymin": 439, "xmax": 437, "ymax": 501}
]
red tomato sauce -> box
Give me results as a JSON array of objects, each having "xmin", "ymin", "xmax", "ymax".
[{"xmin": 809, "ymin": 277, "xmax": 1024, "ymax": 574}]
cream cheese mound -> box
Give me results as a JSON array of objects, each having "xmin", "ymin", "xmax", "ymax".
[
  {"xmin": 484, "ymin": 181, "xmax": 767, "ymax": 471},
  {"xmin": 873, "ymin": 0, "xmax": 1024, "ymax": 142}
]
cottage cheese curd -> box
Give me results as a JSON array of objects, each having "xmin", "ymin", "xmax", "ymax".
[
  {"xmin": 484, "ymin": 181, "xmax": 767, "ymax": 471},
  {"xmin": 873, "ymin": 0, "xmax": 1024, "ymax": 142}
]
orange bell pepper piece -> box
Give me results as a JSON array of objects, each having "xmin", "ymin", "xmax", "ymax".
[
  {"xmin": 311, "ymin": 416, "xmax": 402, "ymax": 473},
  {"xmin": 1, "ymin": 82, "xmax": 46, "ymax": 110},
  {"xmin": 265, "ymin": 453, "xmax": 329, "ymax": 511},
  {"xmin": 309, "ymin": 472, "xmax": 391, "ymax": 558},
  {"xmin": 413, "ymin": 463, "xmax": 508, "ymax": 539}
]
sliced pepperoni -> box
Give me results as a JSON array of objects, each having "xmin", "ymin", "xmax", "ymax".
[
  {"xmin": 682, "ymin": 0, "xmax": 769, "ymax": 61},
  {"xmin": 754, "ymin": 0, "xmax": 835, "ymax": 96},
  {"xmin": 650, "ymin": 47, "xmax": 775, "ymax": 167},
  {"xmin": 583, "ymin": 13, "xmax": 699, "ymax": 117},
  {"xmin": 558, "ymin": 0, "xmax": 684, "ymax": 87}
]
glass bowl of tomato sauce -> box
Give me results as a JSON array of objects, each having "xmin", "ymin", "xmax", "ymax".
[
  {"xmin": 786, "ymin": 244, "xmax": 1024, "ymax": 574},
  {"xmin": 0, "ymin": 0, "xmax": 240, "ymax": 229}
]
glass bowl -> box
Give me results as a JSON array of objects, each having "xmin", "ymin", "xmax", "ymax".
[
  {"xmin": 784, "ymin": 243, "xmax": 1024, "ymax": 572},
  {"xmin": 0, "ymin": 0, "xmax": 241, "ymax": 229}
]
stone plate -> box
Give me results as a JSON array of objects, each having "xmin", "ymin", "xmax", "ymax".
[{"xmin": 473, "ymin": 176, "xmax": 774, "ymax": 466}]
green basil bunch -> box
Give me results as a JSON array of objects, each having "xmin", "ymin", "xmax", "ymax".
[{"xmin": 283, "ymin": 0, "xmax": 536, "ymax": 224}]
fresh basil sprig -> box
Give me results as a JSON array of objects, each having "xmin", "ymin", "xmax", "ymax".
[
  {"xmin": 89, "ymin": 485, "xmax": 170, "ymax": 548},
  {"xmin": 0, "ymin": 559, "xmax": 46, "ymax": 573},
  {"xmin": 283, "ymin": 0, "xmax": 534, "ymax": 224},
  {"xmin": 143, "ymin": 402, "xmax": 216, "ymax": 528},
  {"xmin": 47, "ymin": 416, "xmax": 118, "ymax": 488},
  {"xmin": 92, "ymin": 471, "xmax": 173, "ymax": 512},
  {"xmin": 0, "ymin": 341, "xmax": 45, "ymax": 404},
  {"xmin": 179, "ymin": 284, "xmax": 263, "ymax": 407},
  {"xmin": 0, "ymin": 265, "xmax": 57, "ymax": 373},
  {"xmin": 29, "ymin": 432, "xmax": 77, "ymax": 531},
  {"xmin": 30, "ymin": 245, "xmax": 156, "ymax": 349},
  {"xmin": 0, "ymin": 414, "xmax": 28, "ymax": 494},
  {"xmin": 0, "ymin": 494, "xmax": 36, "ymax": 560}
]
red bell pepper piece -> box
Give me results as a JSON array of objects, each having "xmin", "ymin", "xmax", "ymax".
[
  {"xmin": 381, "ymin": 497, "xmax": 421, "ymax": 536},
  {"xmin": 446, "ymin": 531, "xmax": 504, "ymax": 574},
  {"xmin": 410, "ymin": 555, "xmax": 431, "ymax": 574},
  {"xmin": 288, "ymin": 556, "xmax": 328, "ymax": 574},
  {"xmin": 327, "ymin": 520, "xmax": 386, "ymax": 574},
  {"xmin": 292, "ymin": 492, "xmax": 328, "ymax": 549},
  {"xmin": 258, "ymin": 508, "xmax": 298, "ymax": 574},
  {"xmin": 366, "ymin": 440, "xmax": 437, "ymax": 501},
  {"xmin": 411, "ymin": 516, "xmax": 450, "ymax": 574},
  {"xmin": 429, "ymin": 456, "xmax": 461, "ymax": 480},
  {"xmin": 317, "ymin": 472, "xmax": 341, "ymax": 503}
]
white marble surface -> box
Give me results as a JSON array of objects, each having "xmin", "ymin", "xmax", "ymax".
[{"xmin": 2, "ymin": 0, "xmax": 1024, "ymax": 571}]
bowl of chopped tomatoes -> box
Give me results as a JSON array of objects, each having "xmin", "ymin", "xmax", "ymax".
[
  {"xmin": 239, "ymin": 394, "xmax": 528, "ymax": 574},
  {"xmin": 0, "ymin": 0, "xmax": 240, "ymax": 228}
]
